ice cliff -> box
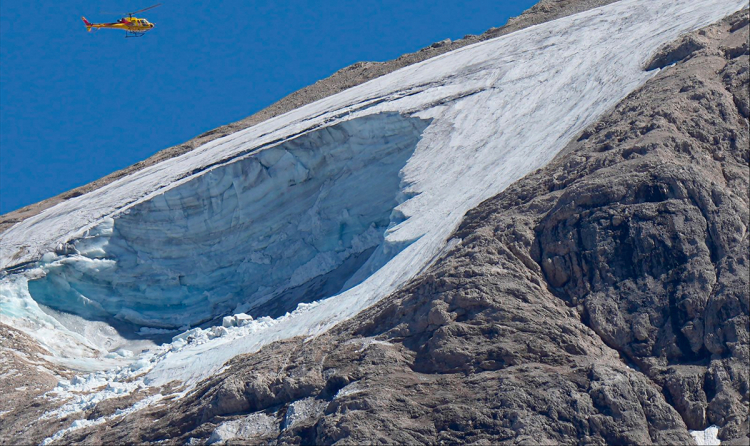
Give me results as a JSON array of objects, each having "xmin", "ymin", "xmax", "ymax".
[{"xmin": 25, "ymin": 114, "xmax": 428, "ymax": 329}]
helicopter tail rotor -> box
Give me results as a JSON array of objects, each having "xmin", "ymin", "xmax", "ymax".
[{"xmin": 81, "ymin": 16, "xmax": 93, "ymax": 32}]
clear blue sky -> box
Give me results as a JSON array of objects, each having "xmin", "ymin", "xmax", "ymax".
[{"xmin": 0, "ymin": 0, "xmax": 537, "ymax": 214}]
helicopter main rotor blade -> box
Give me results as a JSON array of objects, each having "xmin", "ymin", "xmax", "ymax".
[{"xmin": 130, "ymin": 3, "xmax": 161, "ymax": 15}]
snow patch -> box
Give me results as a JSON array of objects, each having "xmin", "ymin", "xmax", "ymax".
[{"xmin": 690, "ymin": 426, "xmax": 721, "ymax": 446}]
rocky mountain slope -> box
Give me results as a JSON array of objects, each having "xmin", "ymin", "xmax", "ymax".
[
  {"xmin": 53, "ymin": 9, "xmax": 750, "ymax": 446},
  {"xmin": 0, "ymin": 1, "xmax": 747, "ymax": 445}
]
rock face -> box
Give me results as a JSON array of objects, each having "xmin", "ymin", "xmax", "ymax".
[
  {"xmin": 537, "ymin": 12, "xmax": 750, "ymax": 438},
  {"xmin": 0, "ymin": 323, "xmax": 74, "ymax": 443},
  {"xmin": 48, "ymin": 8, "xmax": 748, "ymax": 446}
]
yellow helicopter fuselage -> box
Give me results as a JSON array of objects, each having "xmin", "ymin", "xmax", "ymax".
[
  {"xmin": 82, "ymin": 4, "xmax": 160, "ymax": 37},
  {"xmin": 82, "ymin": 16, "xmax": 155, "ymax": 35}
]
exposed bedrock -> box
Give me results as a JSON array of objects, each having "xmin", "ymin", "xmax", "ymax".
[
  {"xmin": 532, "ymin": 11, "xmax": 749, "ymax": 438},
  {"xmin": 27, "ymin": 113, "xmax": 429, "ymax": 329},
  {"xmin": 57, "ymin": 10, "xmax": 748, "ymax": 446}
]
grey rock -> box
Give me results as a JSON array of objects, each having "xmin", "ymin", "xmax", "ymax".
[{"xmin": 665, "ymin": 366, "xmax": 709, "ymax": 429}]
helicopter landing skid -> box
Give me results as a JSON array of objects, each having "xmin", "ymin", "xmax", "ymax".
[{"xmin": 125, "ymin": 31, "xmax": 147, "ymax": 38}]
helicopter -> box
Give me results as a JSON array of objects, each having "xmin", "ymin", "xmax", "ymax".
[{"xmin": 82, "ymin": 4, "xmax": 160, "ymax": 38}]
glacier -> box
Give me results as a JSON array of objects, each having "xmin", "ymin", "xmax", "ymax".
[{"xmin": 0, "ymin": 0, "xmax": 747, "ymax": 400}]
